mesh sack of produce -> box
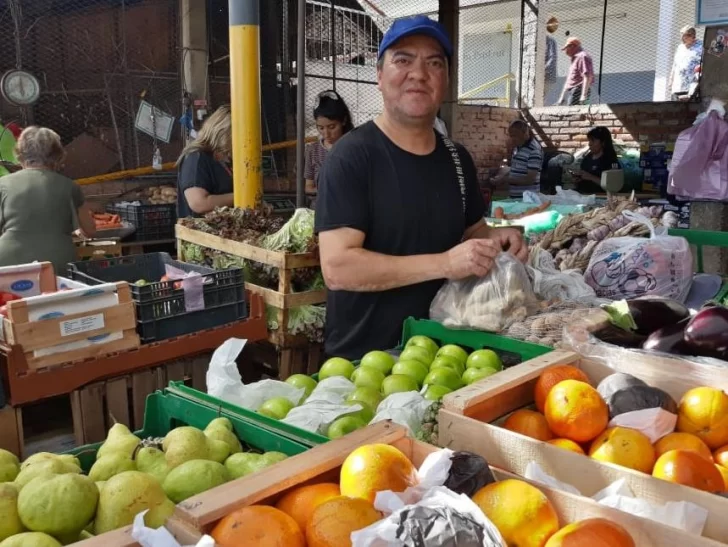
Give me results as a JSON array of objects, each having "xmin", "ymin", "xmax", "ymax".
[
  {"xmin": 430, "ymin": 253, "xmax": 540, "ymax": 333},
  {"xmin": 583, "ymin": 211, "xmax": 693, "ymax": 302},
  {"xmin": 504, "ymin": 301, "xmax": 598, "ymax": 348}
]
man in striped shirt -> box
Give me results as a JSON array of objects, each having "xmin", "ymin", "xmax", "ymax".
[{"xmin": 494, "ymin": 120, "xmax": 543, "ymax": 199}]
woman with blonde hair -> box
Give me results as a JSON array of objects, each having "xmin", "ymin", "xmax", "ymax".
[
  {"xmin": 0, "ymin": 126, "xmax": 96, "ymax": 273},
  {"xmin": 176, "ymin": 105, "xmax": 234, "ymax": 217}
]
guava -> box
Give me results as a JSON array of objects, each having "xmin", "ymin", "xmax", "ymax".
[
  {"xmin": 0, "ymin": 483, "xmax": 24, "ymax": 541},
  {"xmin": 0, "ymin": 532, "xmax": 62, "ymax": 547},
  {"xmin": 162, "ymin": 459, "xmax": 229, "ymax": 503}
]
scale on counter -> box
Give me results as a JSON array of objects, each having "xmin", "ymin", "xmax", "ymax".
[{"xmin": 262, "ymin": 195, "xmax": 297, "ymax": 215}]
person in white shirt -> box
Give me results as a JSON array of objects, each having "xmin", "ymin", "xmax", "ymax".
[{"xmin": 668, "ymin": 26, "xmax": 703, "ymax": 101}]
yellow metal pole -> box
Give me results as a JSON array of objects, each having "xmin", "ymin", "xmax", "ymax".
[{"xmin": 229, "ymin": 0, "xmax": 262, "ymax": 208}]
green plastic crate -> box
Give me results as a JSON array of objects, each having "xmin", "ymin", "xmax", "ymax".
[{"xmin": 64, "ymin": 390, "xmax": 312, "ymax": 473}]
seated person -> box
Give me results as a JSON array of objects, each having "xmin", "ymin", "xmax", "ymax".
[
  {"xmin": 573, "ymin": 126, "xmax": 622, "ymax": 194},
  {"xmin": 493, "ymin": 120, "xmax": 543, "ymax": 199}
]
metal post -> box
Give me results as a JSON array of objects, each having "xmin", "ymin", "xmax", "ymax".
[
  {"xmin": 229, "ymin": 0, "xmax": 262, "ymax": 208},
  {"xmin": 296, "ymin": 0, "xmax": 306, "ymax": 208},
  {"xmin": 330, "ymin": 0, "xmax": 336, "ymax": 91},
  {"xmin": 597, "ymin": 0, "xmax": 608, "ymax": 100}
]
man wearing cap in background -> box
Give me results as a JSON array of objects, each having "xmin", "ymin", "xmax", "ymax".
[
  {"xmin": 314, "ymin": 15, "xmax": 528, "ymax": 360},
  {"xmin": 557, "ymin": 37, "xmax": 594, "ymax": 106}
]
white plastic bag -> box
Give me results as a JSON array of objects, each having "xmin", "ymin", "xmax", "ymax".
[
  {"xmin": 608, "ymin": 407, "xmax": 677, "ymax": 443},
  {"xmin": 281, "ymin": 400, "xmax": 363, "ymax": 435},
  {"xmin": 370, "ymin": 391, "xmax": 433, "ymax": 436},
  {"xmin": 206, "ymin": 338, "xmax": 305, "ymax": 410},
  {"xmin": 351, "ymin": 486, "xmax": 506, "ymax": 547},
  {"xmin": 305, "ymin": 376, "xmax": 357, "ymax": 404},
  {"xmin": 527, "ymin": 247, "xmax": 604, "ymax": 304},
  {"xmin": 584, "ymin": 211, "xmax": 693, "ymax": 302},
  {"xmin": 131, "ymin": 510, "xmax": 215, "ymax": 547},
  {"xmin": 430, "ymin": 253, "xmax": 540, "ymax": 333}
]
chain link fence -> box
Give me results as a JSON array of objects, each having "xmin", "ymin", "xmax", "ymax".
[{"xmin": 0, "ymin": 0, "xmax": 183, "ymax": 178}]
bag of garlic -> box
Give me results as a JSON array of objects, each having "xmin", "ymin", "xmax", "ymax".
[{"xmin": 430, "ymin": 252, "xmax": 541, "ymax": 333}]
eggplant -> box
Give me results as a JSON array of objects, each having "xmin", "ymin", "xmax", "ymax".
[
  {"xmin": 592, "ymin": 324, "xmax": 648, "ymax": 349},
  {"xmin": 602, "ymin": 297, "xmax": 690, "ymax": 335},
  {"xmin": 642, "ymin": 317, "xmax": 691, "ymax": 355},
  {"xmin": 684, "ymin": 305, "xmax": 728, "ymax": 359}
]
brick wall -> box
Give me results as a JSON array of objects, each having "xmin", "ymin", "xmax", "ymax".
[
  {"xmin": 453, "ymin": 102, "xmax": 700, "ymax": 173},
  {"xmin": 524, "ymin": 102, "xmax": 700, "ymax": 152},
  {"xmin": 451, "ymin": 105, "xmax": 521, "ymax": 179}
]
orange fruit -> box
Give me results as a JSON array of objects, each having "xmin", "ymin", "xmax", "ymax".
[
  {"xmin": 340, "ymin": 444, "xmax": 418, "ymax": 503},
  {"xmin": 654, "ymin": 432, "xmax": 713, "ymax": 462},
  {"xmin": 306, "ymin": 496, "xmax": 381, "ymax": 547},
  {"xmin": 534, "ymin": 365, "xmax": 590, "ymax": 413},
  {"xmin": 589, "ymin": 427, "xmax": 656, "ymax": 473},
  {"xmin": 503, "ymin": 409, "xmax": 554, "ymax": 441},
  {"xmin": 652, "ymin": 449, "xmax": 725, "ymax": 493},
  {"xmin": 715, "ymin": 464, "xmax": 728, "ymax": 491},
  {"xmin": 713, "ymin": 444, "xmax": 728, "ymax": 467},
  {"xmin": 547, "ymin": 438, "xmax": 585, "ymax": 455},
  {"xmin": 544, "ymin": 379, "xmax": 609, "ymax": 443},
  {"xmin": 275, "ymin": 482, "xmax": 341, "ymax": 531},
  {"xmin": 472, "ymin": 479, "xmax": 560, "ymax": 547},
  {"xmin": 676, "ymin": 387, "xmax": 728, "ymax": 449},
  {"xmin": 211, "ymin": 505, "xmax": 305, "ymax": 547},
  {"xmin": 545, "ymin": 518, "xmax": 635, "ymax": 546}
]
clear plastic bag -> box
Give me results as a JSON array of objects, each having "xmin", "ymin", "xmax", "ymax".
[
  {"xmin": 430, "ymin": 253, "xmax": 540, "ymax": 333},
  {"xmin": 583, "ymin": 211, "xmax": 693, "ymax": 302}
]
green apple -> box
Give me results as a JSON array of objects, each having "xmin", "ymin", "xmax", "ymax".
[
  {"xmin": 319, "ymin": 357, "xmax": 356, "ymax": 380},
  {"xmin": 423, "ymin": 384, "xmax": 453, "ymax": 401},
  {"xmin": 327, "ymin": 415, "xmax": 367, "ymax": 439},
  {"xmin": 424, "ymin": 368, "xmax": 464, "ymax": 391},
  {"xmin": 429, "ymin": 356, "xmax": 465, "ymax": 376},
  {"xmin": 351, "ymin": 366, "xmax": 386, "ymax": 391},
  {"xmin": 360, "ymin": 350, "xmax": 396, "ymax": 375},
  {"xmin": 344, "ymin": 400, "xmax": 375, "ymax": 423},
  {"xmin": 382, "ymin": 374, "xmax": 419, "ymax": 396},
  {"xmin": 258, "ymin": 397, "xmax": 295, "ymax": 420},
  {"xmin": 436, "ymin": 344, "xmax": 469, "ymax": 366},
  {"xmin": 405, "ymin": 335, "xmax": 440, "ymax": 356},
  {"xmin": 392, "ymin": 360, "xmax": 429, "ymax": 386},
  {"xmin": 285, "ymin": 374, "xmax": 318, "ymax": 398},
  {"xmin": 347, "ymin": 386, "xmax": 383, "ymax": 411},
  {"xmin": 399, "ymin": 346, "xmax": 434, "ymax": 368},
  {"xmin": 462, "ymin": 366, "xmax": 498, "ymax": 385},
  {"xmin": 466, "ymin": 349, "xmax": 503, "ymax": 371}
]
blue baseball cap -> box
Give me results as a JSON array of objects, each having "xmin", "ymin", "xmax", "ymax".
[{"xmin": 378, "ymin": 15, "xmax": 453, "ymax": 61}]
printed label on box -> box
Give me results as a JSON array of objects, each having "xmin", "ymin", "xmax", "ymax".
[{"xmin": 59, "ymin": 313, "xmax": 104, "ymax": 337}]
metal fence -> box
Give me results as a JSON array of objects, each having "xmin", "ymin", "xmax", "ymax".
[{"xmin": 0, "ymin": 0, "xmax": 182, "ymax": 178}]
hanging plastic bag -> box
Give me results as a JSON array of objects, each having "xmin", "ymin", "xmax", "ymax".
[
  {"xmin": 583, "ymin": 211, "xmax": 693, "ymax": 302},
  {"xmin": 430, "ymin": 253, "xmax": 540, "ymax": 333}
]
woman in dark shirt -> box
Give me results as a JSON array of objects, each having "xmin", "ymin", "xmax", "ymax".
[
  {"xmin": 176, "ymin": 106, "xmax": 234, "ymax": 218},
  {"xmin": 304, "ymin": 91, "xmax": 354, "ymax": 198},
  {"xmin": 573, "ymin": 126, "xmax": 622, "ymax": 194}
]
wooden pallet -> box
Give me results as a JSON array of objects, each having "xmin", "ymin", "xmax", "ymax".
[
  {"xmin": 0, "ymin": 292, "xmax": 267, "ymax": 406},
  {"xmin": 155, "ymin": 422, "xmax": 722, "ymax": 547},
  {"xmin": 0, "ymin": 353, "xmax": 210, "ymax": 458},
  {"xmin": 439, "ymin": 349, "xmax": 728, "ymax": 544}
]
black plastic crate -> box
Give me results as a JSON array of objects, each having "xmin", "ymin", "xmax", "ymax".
[
  {"xmin": 106, "ymin": 202, "xmax": 176, "ymax": 241},
  {"xmin": 67, "ymin": 253, "xmax": 247, "ymax": 343}
]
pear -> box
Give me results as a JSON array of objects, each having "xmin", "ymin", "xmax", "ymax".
[
  {"xmin": 94, "ymin": 471, "xmax": 172, "ymax": 534},
  {"xmin": 207, "ymin": 439, "xmax": 230, "ymax": 464},
  {"xmin": 204, "ymin": 426, "xmax": 242, "ymax": 455},
  {"xmin": 144, "ymin": 498, "xmax": 175, "ymax": 529},
  {"xmin": 17, "ymin": 474, "xmax": 98, "ymax": 537},
  {"xmin": 205, "ymin": 417, "xmax": 233, "ymax": 431},
  {"xmin": 224, "ymin": 452, "xmax": 266, "ymax": 479},
  {"xmin": 0, "ymin": 483, "xmax": 24, "ymax": 542},
  {"xmin": 162, "ymin": 460, "xmax": 229, "ymax": 503},
  {"xmin": 96, "ymin": 424, "xmax": 141, "ymax": 460},
  {"xmin": 78, "ymin": 530, "xmax": 95, "ymax": 541},
  {"xmin": 95, "ymin": 481, "xmax": 105, "ymax": 494},
  {"xmin": 88, "ymin": 453, "xmax": 136, "ymax": 482},
  {"xmin": 0, "ymin": 450, "xmax": 19, "ymax": 483},
  {"xmin": 20, "ymin": 453, "xmax": 80, "ymax": 473},
  {"xmin": 14, "ymin": 460, "xmax": 79, "ymax": 490},
  {"xmin": 0, "ymin": 532, "xmax": 62, "ymax": 547},
  {"xmin": 135, "ymin": 447, "xmax": 170, "ymax": 484},
  {"xmin": 163, "ymin": 427, "xmax": 209, "ymax": 469},
  {"xmin": 260, "ymin": 451, "xmax": 288, "ymax": 466}
]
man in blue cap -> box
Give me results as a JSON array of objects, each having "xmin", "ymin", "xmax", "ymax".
[{"xmin": 314, "ymin": 15, "xmax": 527, "ymax": 360}]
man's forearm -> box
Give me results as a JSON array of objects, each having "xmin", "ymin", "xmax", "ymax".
[
  {"xmin": 581, "ymin": 75, "xmax": 593, "ymax": 99},
  {"xmin": 201, "ymin": 193, "xmax": 234, "ymax": 212},
  {"xmin": 323, "ymin": 248, "xmax": 446, "ymax": 292}
]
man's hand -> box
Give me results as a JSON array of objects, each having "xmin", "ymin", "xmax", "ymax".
[
  {"xmin": 443, "ymin": 239, "xmax": 500, "ymax": 280},
  {"xmin": 490, "ymin": 227, "xmax": 529, "ymax": 262}
]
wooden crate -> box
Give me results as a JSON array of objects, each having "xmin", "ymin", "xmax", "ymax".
[
  {"xmin": 153, "ymin": 422, "xmax": 721, "ymax": 547},
  {"xmin": 0, "ymin": 353, "xmax": 210, "ymax": 458},
  {"xmin": 74, "ymin": 238, "xmax": 123, "ymax": 261},
  {"xmin": 248, "ymin": 339, "xmax": 323, "ymax": 380},
  {"xmin": 439, "ymin": 350, "xmax": 728, "ymax": 543}
]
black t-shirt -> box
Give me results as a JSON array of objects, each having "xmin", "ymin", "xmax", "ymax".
[
  {"xmin": 314, "ymin": 121, "xmax": 486, "ymax": 360},
  {"xmin": 576, "ymin": 152, "xmax": 622, "ymax": 194},
  {"xmin": 177, "ymin": 150, "xmax": 233, "ymax": 217}
]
